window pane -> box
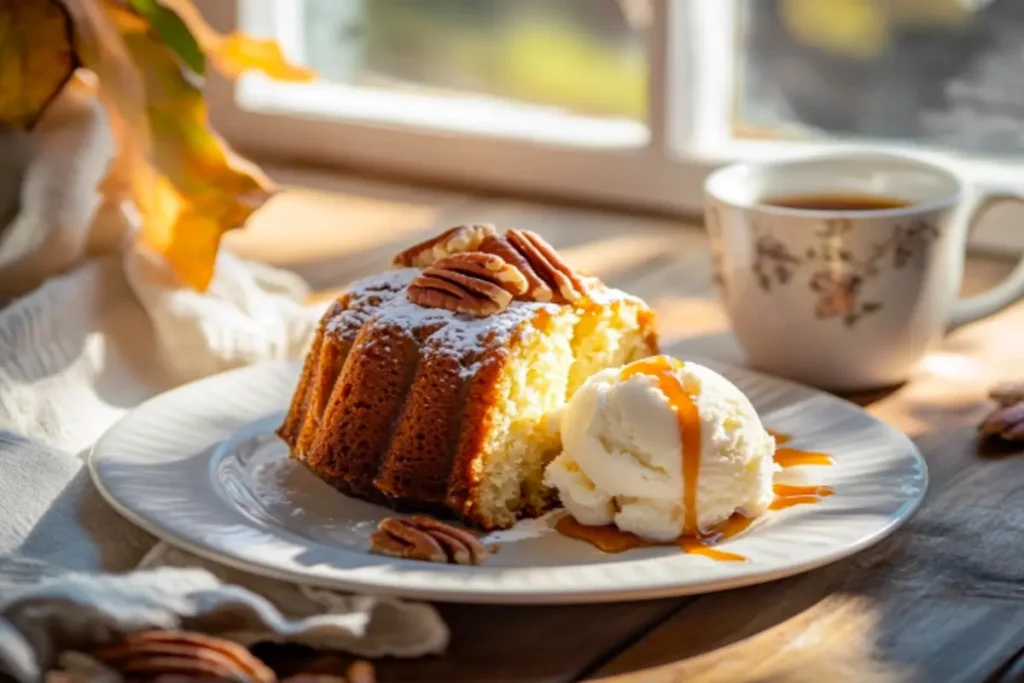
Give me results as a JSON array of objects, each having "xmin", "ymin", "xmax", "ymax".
[
  {"xmin": 300, "ymin": 0, "xmax": 649, "ymax": 123},
  {"xmin": 736, "ymin": 0, "xmax": 1024, "ymax": 157}
]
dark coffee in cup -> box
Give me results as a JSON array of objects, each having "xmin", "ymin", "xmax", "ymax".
[{"xmin": 762, "ymin": 193, "xmax": 912, "ymax": 212}]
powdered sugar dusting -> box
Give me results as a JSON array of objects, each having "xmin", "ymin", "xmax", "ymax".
[
  {"xmin": 322, "ymin": 268, "xmax": 647, "ymax": 377},
  {"xmin": 582, "ymin": 276, "xmax": 646, "ymax": 307},
  {"xmin": 326, "ymin": 268, "xmax": 562, "ymax": 376}
]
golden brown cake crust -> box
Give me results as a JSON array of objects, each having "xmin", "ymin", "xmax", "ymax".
[
  {"xmin": 278, "ymin": 267, "xmax": 659, "ymax": 529},
  {"xmin": 280, "ymin": 269, "xmax": 556, "ymax": 524}
]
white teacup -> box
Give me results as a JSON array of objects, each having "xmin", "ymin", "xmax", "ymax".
[{"xmin": 704, "ymin": 152, "xmax": 1024, "ymax": 391}]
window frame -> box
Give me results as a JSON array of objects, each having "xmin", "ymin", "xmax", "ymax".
[
  {"xmin": 203, "ymin": 0, "xmax": 1024, "ymax": 253},
  {"xmin": 204, "ymin": 0, "xmax": 715, "ymax": 213}
]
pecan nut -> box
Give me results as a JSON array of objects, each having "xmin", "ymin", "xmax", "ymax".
[
  {"xmin": 979, "ymin": 401, "xmax": 1024, "ymax": 441},
  {"xmin": 505, "ymin": 229, "xmax": 588, "ymax": 303},
  {"xmin": 436, "ymin": 251, "xmax": 528, "ymax": 296},
  {"xmin": 478, "ymin": 234, "xmax": 554, "ymax": 303},
  {"xmin": 88, "ymin": 630, "xmax": 276, "ymax": 683},
  {"xmin": 370, "ymin": 516, "xmax": 488, "ymax": 565},
  {"xmin": 392, "ymin": 224, "xmax": 497, "ymax": 268},
  {"xmin": 407, "ymin": 252, "xmax": 525, "ymax": 316},
  {"xmin": 990, "ymin": 380, "xmax": 1024, "ymax": 407},
  {"xmin": 346, "ymin": 660, "xmax": 377, "ymax": 683},
  {"xmin": 284, "ymin": 661, "xmax": 375, "ymax": 683}
]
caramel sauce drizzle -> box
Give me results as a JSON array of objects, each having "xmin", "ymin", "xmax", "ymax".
[
  {"xmin": 589, "ymin": 356, "xmax": 751, "ymax": 561},
  {"xmin": 769, "ymin": 431, "xmax": 835, "ymax": 468},
  {"xmin": 619, "ymin": 357, "xmax": 701, "ymax": 534},
  {"xmin": 531, "ymin": 308, "xmax": 555, "ymax": 333},
  {"xmin": 774, "ymin": 448, "xmax": 834, "ymax": 468},
  {"xmin": 555, "ymin": 514, "xmax": 751, "ymax": 561},
  {"xmin": 769, "ymin": 483, "xmax": 834, "ymax": 510}
]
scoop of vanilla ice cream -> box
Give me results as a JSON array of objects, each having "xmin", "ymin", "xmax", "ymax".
[{"xmin": 544, "ymin": 358, "xmax": 776, "ymax": 541}]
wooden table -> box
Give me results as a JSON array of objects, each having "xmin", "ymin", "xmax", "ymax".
[{"xmin": 229, "ymin": 166, "xmax": 1024, "ymax": 683}]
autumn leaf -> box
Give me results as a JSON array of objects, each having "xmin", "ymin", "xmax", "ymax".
[
  {"xmin": 5, "ymin": 0, "xmax": 308, "ymax": 290},
  {"xmin": 99, "ymin": 0, "xmax": 309, "ymax": 289},
  {"xmin": 151, "ymin": 0, "xmax": 314, "ymax": 81},
  {"xmin": 127, "ymin": 0, "xmax": 205, "ymax": 75},
  {"xmin": 214, "ymin": 34, "xmax": 315, "ymax": 80},
  {"xmin": 0, "ymin": 0, "xmax": 77, "ymax": 129},
  {"xmin": 61, "ymin": 0, "xmax": 274, "ymax": 290},
  {"xmin": 113, "ymin": 3, "xmax": 274, "ymax": 289}
]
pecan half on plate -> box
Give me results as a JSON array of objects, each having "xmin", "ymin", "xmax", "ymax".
[{"xmin": 370, "ymin": 516, "xmax": 489, "ymax": 565}]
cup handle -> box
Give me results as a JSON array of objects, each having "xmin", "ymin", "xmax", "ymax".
[{"xmin": 949, "ymin": 191, "xmax": 1024, "ymax": 331}]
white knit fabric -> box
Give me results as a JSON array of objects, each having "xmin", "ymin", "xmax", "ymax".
[{"xmin": 0, "ymin": 71, "xmax": 447, "ymax": 683}]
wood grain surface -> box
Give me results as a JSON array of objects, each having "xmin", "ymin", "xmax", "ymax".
[{"xmin": 230, "ymin": 165, "xmax": 1024, "ymax": 683}]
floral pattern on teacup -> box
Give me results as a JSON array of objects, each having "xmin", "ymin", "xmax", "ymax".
[
  {"xmin": 753, "ymin": 233, "xmax": 801, "ymax": 289},
  {"xmin": 809, "ymin": 269, "xmax": 877, "ymax": 319},
  {"xmin": 752, "ymin": 218, "xmax": 938, "ymax": 327}
]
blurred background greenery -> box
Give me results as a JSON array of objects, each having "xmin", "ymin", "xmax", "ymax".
[
  {"xmin": 303, "ymin": 0, "xmax": 647, "ymax": 121},
  {"xmin": 299, "ymin": 0, "xmax": 1024, "ymax": 155}
]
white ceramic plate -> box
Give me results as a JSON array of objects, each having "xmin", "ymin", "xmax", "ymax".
[{"xmin": 90, "ymin": 358, "xmax": 926, "ymax": 604}]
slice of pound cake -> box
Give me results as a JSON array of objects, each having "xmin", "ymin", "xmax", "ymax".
[{"xmin": 278, "ymin": 225, "xmax": 658, "ymax": 530}]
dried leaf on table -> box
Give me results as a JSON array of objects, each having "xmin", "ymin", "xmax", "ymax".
[{"xmin": 0, "ymin": 0, "xmax": 78, "ymax": 128}]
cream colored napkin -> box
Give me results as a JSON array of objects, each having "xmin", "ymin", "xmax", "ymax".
[
  {"xmin": 0, "ymin": 75, "xmax": 447, "ymax": 683},
  {"xmin": 0, "ymin": 249, "xmax": 448, "ymax": 682}
]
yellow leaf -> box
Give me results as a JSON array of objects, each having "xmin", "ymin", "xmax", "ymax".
[
  {"xmin": 63, "ymin": 0, "xmax": 274, "ymax": 290},
  {"xmin": 215, "ymin": 33, "xmax": 314, "ymax": 81},
  {"xmin": 118, "ymin": 3, "xmax": 275, "ymax": 289},
  {"xmin": 0, "ymin": 0, "xmax": 77, "ymax": 128},
  {"xmin": 155, "ymin": 0, "xmax": 313, "ymax": 81}
]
